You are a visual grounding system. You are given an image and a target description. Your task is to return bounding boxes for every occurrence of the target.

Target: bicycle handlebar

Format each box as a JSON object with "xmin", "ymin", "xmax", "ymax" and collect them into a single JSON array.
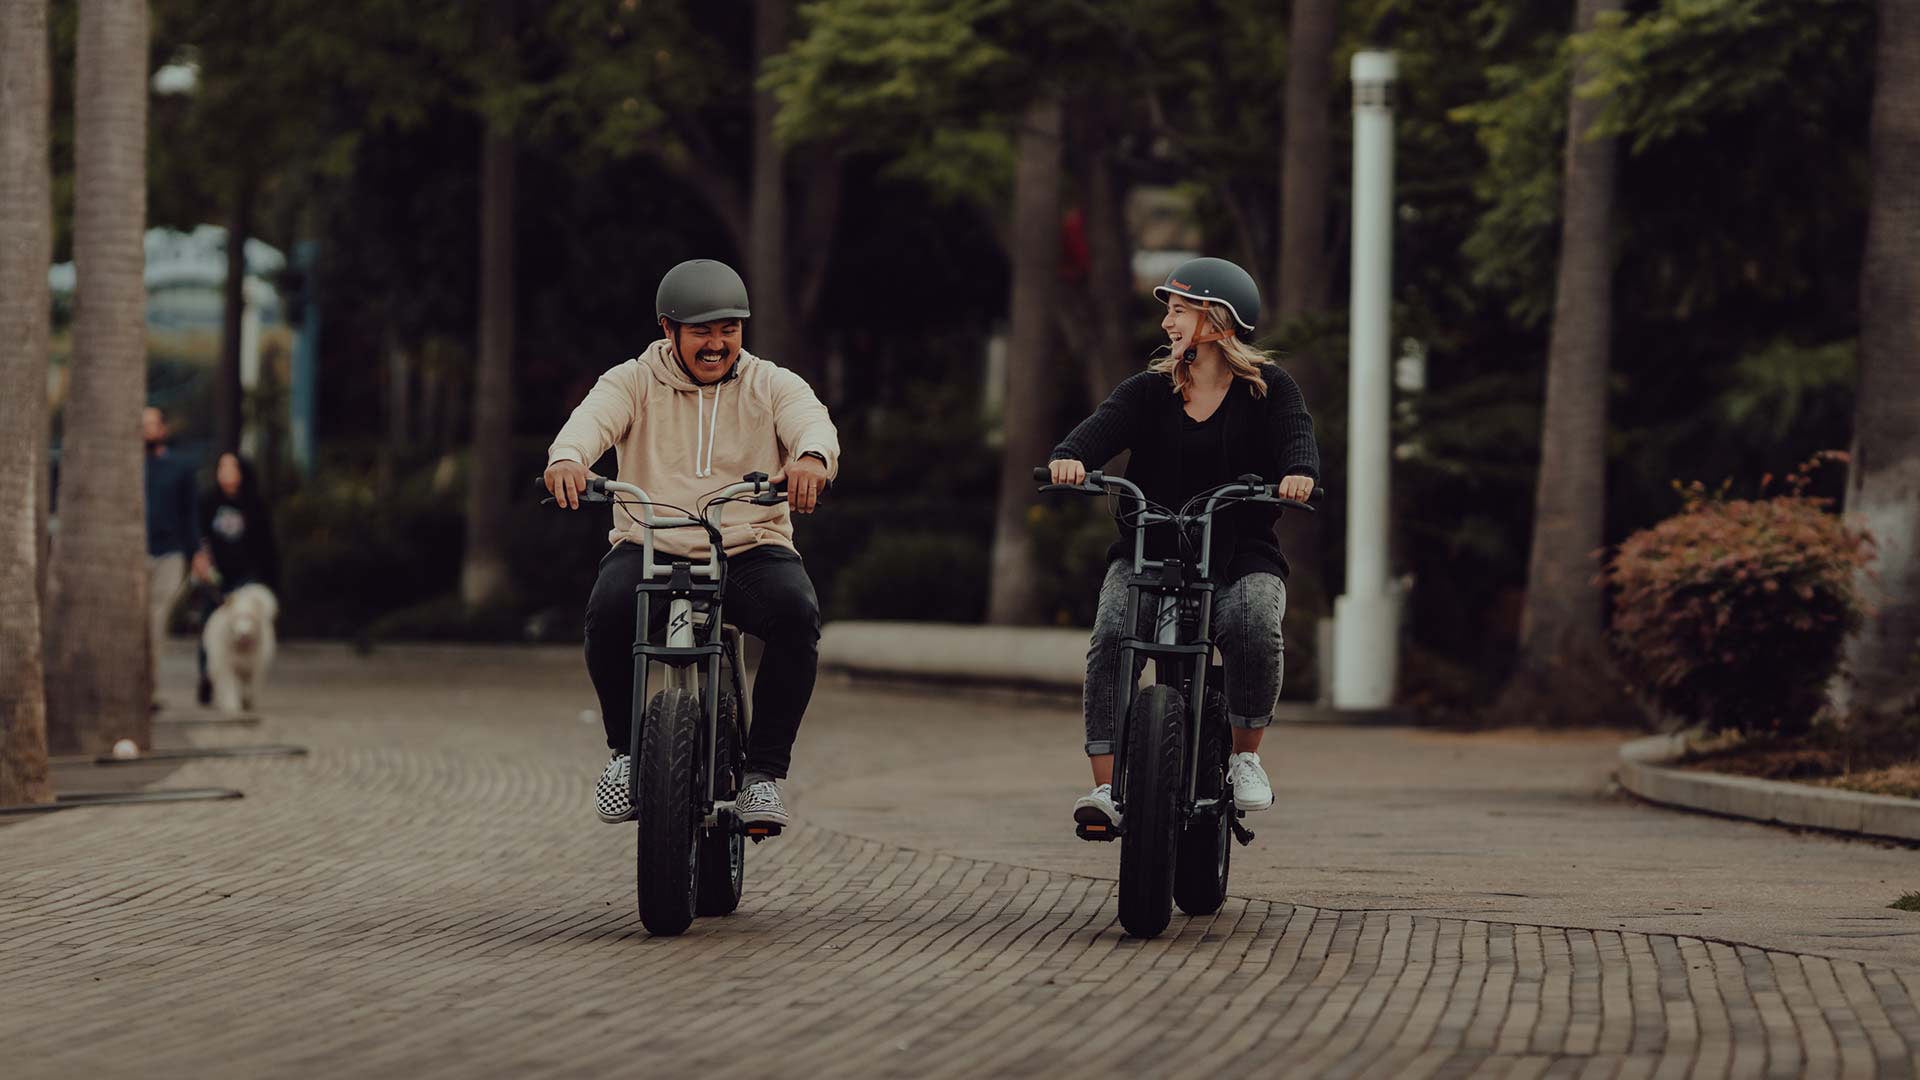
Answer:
[{"xmin": 1032, "ymin": 466, "xmax": 1319, "ymax": 514}]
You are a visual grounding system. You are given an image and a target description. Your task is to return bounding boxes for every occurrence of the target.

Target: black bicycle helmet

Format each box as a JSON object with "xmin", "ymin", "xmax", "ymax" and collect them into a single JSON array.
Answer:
[
  {"xmin": 656, "ymin": 259, "xmax": 751, "ymax": 324},
  {"xmin": 1152, "ymin": 257, "xmax": 1260, "ymax": 335}
]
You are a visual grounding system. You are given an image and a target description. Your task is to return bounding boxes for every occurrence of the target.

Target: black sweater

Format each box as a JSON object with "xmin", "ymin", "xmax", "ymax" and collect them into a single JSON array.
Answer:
[{"xmin": 1050, "ymin": 364, "xmax": 1321, "ymax": 583}]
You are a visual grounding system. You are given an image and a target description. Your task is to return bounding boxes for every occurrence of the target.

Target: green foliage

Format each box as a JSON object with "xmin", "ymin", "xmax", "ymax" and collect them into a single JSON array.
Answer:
[
  {"xmin": 828, "ymin": 532, "xmax": 989, "ymax": 622},
  {"xmin": 274, "ymin": 443, "xmax": 608, "ymax": 640},
  {"xmin": 363, "ymin": 593, "xmax": 533, "ymax": 644},
  {"xmin": 1580, "ymin": 0, "xmax": 1873, "ymax": 152},
  {"xmin": 274, "ymin": 464, "xmax": 465, "ymax": 639},
  {"xmin": 1713, "ymin": 339, "xmax": 1856, "ymax": 444},
  {"xmin": 1603, "ymin": 455, "xmax": 1874, "ymax": 737},
  {"xmin": 523, "ymin": 2, "xmax": 727, "ymax": 163},
  {"xmin": 767, "ymin": 0, "xmax": 1024, "ymax": 148},
  {"xmin": 1027, "ymin": 499, "xmax": 1119, "ymax": 627},
  {"xmin": 765, "ymin": 0, "xmax": 1039, "ymax": 212},
  {"xmin": 1451, "ymin": 40, "xmax": 1570, "ymax": 327}
]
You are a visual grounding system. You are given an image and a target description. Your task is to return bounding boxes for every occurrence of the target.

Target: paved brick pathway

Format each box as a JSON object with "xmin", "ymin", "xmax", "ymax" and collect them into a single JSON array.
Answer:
[{"xmin": 4, "ymin": 645, "xmax": 1919, "ymax": 1078}]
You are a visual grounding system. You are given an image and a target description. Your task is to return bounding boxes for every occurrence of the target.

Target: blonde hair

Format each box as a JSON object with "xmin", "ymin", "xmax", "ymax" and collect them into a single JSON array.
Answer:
[{"xmin": 1148, "ymin": 300, "xmax": 1270, "ymax": 398}]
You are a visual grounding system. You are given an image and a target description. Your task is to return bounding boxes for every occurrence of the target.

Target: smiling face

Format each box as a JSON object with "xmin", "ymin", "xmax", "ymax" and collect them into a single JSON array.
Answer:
[
  {"xmin": 663, "ymin": 317, "xmax": 744, "ymax": 384},
  {"xmin": 1160, "ymin": 296, "xmax": 1206, "ymax": 356}
]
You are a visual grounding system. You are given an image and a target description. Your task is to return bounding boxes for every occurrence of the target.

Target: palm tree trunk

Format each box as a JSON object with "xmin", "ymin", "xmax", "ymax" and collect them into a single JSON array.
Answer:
[
  {"xmin": 1500, "ymin": 0, "xmax": 1624, "ymax": 722},
  {"xmin": 46, "ymin": 0, "xmax": 151, "ymax": 756},
  {"xmin": 460, "ymin": 122, "xmax": 515, "ymax": 611},
  {"xmin": 1844, "ymin": 0, "xmax": 1920, "ymax": 715},
  {"xmin": 987, "ymin": 95, "xmax": 1064, "ymax": 625},
  {"xmin": 1, "ymin": 0, "xmax": 56, "ymax": 805},
  {"xmin": 1277, "ymin": 0, "xmax": 1336, "ymax": 322}
]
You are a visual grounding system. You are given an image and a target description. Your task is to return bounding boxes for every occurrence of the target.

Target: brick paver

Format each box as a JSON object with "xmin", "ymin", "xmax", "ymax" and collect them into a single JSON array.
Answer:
[{"xmin": 3, "ymin": 645, "xmax": 1918, "ymax": 1078}]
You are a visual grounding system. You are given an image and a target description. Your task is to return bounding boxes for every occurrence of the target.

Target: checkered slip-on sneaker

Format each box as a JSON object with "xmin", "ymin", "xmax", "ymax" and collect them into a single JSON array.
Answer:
[
  {"xmin": 595, "ymin": 753, "xmax": 636, "ymax": 823},
  {"xmin": 736, "ymin": 780, "xmax": 791, "ymax": 827}
]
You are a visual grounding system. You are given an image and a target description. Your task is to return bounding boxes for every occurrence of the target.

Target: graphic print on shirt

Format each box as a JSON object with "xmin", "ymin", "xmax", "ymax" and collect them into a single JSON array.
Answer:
[{"xmin": 211, "ymin": 505, "xmax": 247, "ymax": 543}]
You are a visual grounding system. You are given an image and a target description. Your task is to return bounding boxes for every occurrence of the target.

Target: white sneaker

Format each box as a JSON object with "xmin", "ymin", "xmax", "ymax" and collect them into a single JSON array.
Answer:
[
  {"xmin": 1226, "ymin": 752, "xmax": 1274, "ymax": 812},
  {"xmin": 736, "ymin": 779, "xmax": 791, "ymax": 827},
  {"xmin": 595, "ymin": 753, "xmax": 635, "ymax": 823},
  {"xmin": 1073, "ymin": 783, "xmax": 1121, "ymax": 827}
]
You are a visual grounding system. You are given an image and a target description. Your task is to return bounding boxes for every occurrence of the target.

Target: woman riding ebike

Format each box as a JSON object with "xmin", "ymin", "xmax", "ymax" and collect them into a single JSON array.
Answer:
[{"xmin": 1043, "ymin": 256, "xmax": 1321, "ymax": 937}]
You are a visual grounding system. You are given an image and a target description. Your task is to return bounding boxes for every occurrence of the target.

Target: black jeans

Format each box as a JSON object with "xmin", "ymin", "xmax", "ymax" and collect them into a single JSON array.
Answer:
[{"xmin": 584, "ymin": 543, "xmax": 821, "ymax": 779}]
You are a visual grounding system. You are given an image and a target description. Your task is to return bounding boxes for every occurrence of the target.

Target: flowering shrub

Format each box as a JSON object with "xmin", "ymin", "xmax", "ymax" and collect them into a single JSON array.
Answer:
[{"xmin": 1603, "ymin": 454, "xmax": 1874, "ymax": 736}]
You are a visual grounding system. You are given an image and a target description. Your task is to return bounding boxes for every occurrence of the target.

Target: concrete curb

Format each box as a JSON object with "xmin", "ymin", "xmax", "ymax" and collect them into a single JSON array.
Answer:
[
  {"xmin": 819, "ymin": 622, "xmax": 1091, "ymax": 691},
  {"xmin": 817, "ymin": 621, "xmax": 1419, "ymax": 725},
  {"xmin": 1617, "ymin": 734, "xmax": 1920, "ymax": 843}
]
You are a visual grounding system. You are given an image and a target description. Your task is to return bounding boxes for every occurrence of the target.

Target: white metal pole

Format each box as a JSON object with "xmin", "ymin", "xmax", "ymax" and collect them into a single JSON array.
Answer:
[{"xmin": 1334, "ymin": 50, "xmax": 1400, "ymax": 710}]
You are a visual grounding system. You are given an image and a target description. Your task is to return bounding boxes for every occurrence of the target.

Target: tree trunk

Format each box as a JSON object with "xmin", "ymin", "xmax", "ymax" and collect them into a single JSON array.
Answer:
[
  {"xmin": 1499, "ymin": 0, "xmax": 1625, "ymax": 722},
  {"xmin": 460, "ymin": 124, "xmax": 515, "ymax": 611},
  {"xmin": 1843, "ymin": 0, "xmax": 1920, "ymax": 715},
  {"xmin": 1, "ymin": 0, "xmax": 56, "ymax": 805},
  {"xmin": 1274, "ymin": 0, "xmax": 1339, "ymax": 694},
  {"xmin": 987, "ymin": 96, "xmax": 1064, "ymax": 626},
  {"xmin": 1277, "ymin": 0, "xmax": 1336, "ymax": 323},
  {"xmin": 215, "ymin": 173, "xmax": 253, "ymax": 452},
  {"xmin": 1082, "ymin": 105, "xmax": 1137, "ymax": 409},
  {"xmin": 790, "ymin": 144, "xmax": 845, "ymax": 393},
  {"xmin": 47, "ymin": 0, "xmax": 150, "ymax": 756},
  {"xmin": 748, "ymin": 0, "xmax": 797, "ymax": 375}
]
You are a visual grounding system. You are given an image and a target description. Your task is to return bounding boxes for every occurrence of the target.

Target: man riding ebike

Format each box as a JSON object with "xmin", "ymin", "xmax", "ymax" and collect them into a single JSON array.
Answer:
[{"xmin": 543, "ymin": 259, "xmax": 839, "ymax": 829}]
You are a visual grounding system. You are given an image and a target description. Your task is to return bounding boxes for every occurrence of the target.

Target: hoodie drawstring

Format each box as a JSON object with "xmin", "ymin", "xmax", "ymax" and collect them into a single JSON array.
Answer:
[{"xmin": 695, "ymin": 385, "xmax": 722, "ymax": 478}]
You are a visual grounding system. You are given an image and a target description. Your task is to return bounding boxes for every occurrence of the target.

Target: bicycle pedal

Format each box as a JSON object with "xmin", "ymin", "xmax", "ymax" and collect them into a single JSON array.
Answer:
[
  {"xmin": 1230, "ymin": 817, "xmax": 1256, "ymax": 846},
  {"xmin": 1075, "ymin": 822, "xmax": 1119, "ymax": 842},
  {"xmin": 741, "ymin": 822, "xmax": 784, "ymax": 843}
]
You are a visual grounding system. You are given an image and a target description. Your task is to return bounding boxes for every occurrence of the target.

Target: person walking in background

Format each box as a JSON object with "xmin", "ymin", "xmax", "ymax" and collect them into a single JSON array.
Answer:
[
  {"xmin": 192, "ymin": 452, "xmax": 281, "ymax": 705},
  {"xmin": 143, "ymin": 406, "xmax": 199, "ymax": 709}
]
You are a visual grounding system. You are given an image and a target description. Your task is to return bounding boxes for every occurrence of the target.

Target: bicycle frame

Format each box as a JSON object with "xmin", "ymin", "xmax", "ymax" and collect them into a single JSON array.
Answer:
[{"xmin": 602, "ymin": 476, "xmax": 777, "ymax": 817}]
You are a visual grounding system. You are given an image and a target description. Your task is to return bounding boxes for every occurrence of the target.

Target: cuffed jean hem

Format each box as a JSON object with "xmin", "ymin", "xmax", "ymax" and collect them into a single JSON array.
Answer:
[
  {"xmin": 1084, "ymin": 740, "xmax": 1116, "ymax": 757},
  {"xmin": 1229, "ymin": 710, "xmax": 1274, "ymax": 730}
]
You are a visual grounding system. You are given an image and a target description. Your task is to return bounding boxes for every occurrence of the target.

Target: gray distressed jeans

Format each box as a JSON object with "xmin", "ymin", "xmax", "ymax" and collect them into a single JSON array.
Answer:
[{"xmin": 1082, "ymin": 559, "xmax": 1287, "ymax": 756}]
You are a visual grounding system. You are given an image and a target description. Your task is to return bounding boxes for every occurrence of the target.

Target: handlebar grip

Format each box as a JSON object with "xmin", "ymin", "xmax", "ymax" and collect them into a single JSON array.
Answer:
[{"xmin": 1032, "ymin": 466, "xmax": 1051, "ymax": 482}]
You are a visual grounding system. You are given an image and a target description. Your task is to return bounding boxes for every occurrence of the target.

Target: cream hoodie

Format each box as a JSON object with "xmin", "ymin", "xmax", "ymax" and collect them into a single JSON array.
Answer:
[{"xmin": 547, "ymin": 339, "xmax": 840, "ymax": 558}]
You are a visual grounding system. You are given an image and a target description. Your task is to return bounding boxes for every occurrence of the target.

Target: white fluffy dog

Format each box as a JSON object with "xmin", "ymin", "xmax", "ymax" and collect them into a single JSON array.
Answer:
[{"xmin": 202, "ymin": 583, "xmax": 279, "ymax": 715}]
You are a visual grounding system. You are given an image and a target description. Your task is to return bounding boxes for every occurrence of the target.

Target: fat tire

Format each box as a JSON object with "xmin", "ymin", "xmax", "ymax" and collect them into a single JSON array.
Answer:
[
  {"xmin": 636, "ymin": 688, "xmax": 702, "ymax": 936},
  {"xmin": 695, "ymin": 689, "xmax": 745, "ymax": 916},
  {"xmin": 1117, "ymin": 684, "xmax": 1185, "ymax": 939},
  {"xmin": 1174, "ymin": 688, "xmax": 1232, "ymax": 916}
]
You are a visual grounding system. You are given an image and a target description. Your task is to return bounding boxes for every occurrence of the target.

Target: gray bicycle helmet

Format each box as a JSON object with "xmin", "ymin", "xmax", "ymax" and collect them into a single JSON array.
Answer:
[
  {"xmin": 656, "ymin": 259, "xmax": 751, "ymax": 324},
  {"xmin": 1152, "ymin": 257, "xmax": 1260, "ymax": 335}
]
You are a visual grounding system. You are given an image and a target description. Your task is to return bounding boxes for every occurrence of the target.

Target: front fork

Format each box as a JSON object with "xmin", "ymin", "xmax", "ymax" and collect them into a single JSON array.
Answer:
[
  {"xmin": 1113, "ymin": 590, "xmax": 1210, "ymax": 811},
  {"xmin": 628, "ymin": 595, "xmax": 725, "ymax": 813},
  {"xmin": 1113, "ymin": 588, "xmax": 1248, "ymax": 842}
]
